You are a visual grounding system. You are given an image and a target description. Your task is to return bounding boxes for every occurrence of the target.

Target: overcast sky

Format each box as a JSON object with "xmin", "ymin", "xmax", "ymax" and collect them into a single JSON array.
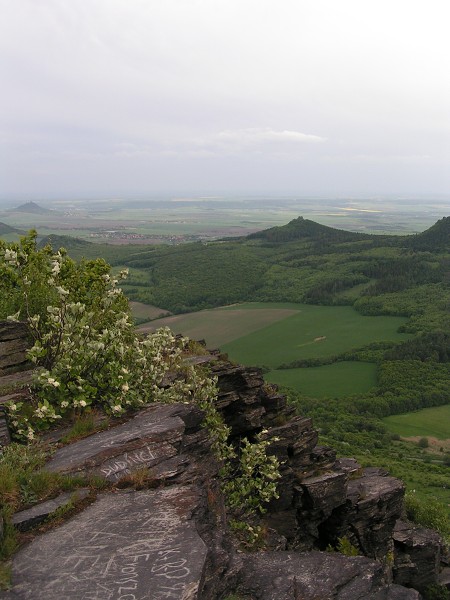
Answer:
[{"xmin": 1, "ymin": 0, "xmax": 450, "ymax": 198}]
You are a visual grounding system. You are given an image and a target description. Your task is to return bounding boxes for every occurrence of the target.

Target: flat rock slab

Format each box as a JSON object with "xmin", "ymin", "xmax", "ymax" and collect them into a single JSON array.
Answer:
[
  {"xmin": 238, "ymin": 551, "xmax": 421, "ymax": 599},
  {"xmin": 3, "ymin": 486, "xmax": 208, "ymax": 600},
  {"xmin": 12, "ymin": 488, "xmax": 90, "ymax": 531},
  {"xmin": 45, "ymin": 403, "xmax": 199, "ymax": 482},
  {"xmin": 0, "ymin": 370, "xmax": 34, "ymax": 394}
]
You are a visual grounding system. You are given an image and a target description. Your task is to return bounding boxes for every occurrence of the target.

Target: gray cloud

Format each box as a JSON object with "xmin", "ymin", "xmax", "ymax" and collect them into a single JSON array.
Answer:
[{"xmin": 1, "ymin": 0, "xmax": 449, "ymax": 197}]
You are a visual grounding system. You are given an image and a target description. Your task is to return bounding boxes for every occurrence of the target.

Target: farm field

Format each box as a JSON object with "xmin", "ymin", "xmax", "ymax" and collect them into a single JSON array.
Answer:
[
  {"xmin": 266, "ymin": 361, "xmax": 378, "ymax": 398},
  {"xmin": 145, "ymin": 302, "xmax": 410, "ymax": 401},
  {"xmin": 384, "ymin": 405, "xmax": 450, "ymax": 441},
  {"xmin": 129, "ymin": 301, "xmax": 170, "ymax": 323},
  {"xmin": 139, "ymin": 304, "xmax": 300, "ymax": 347},
  {"xmin": 145, "ymin": 302, "xmax": 410, "ymax": 367},
  {"xmin": 219, "ymin": 303, "xmax": 410, "ymax": 368}
]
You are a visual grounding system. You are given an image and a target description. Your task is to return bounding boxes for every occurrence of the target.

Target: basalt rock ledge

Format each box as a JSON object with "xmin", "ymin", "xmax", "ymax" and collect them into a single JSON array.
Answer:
[{"xmin": 0, "ymin": 325, "xmax": 445, "ymax": 599}]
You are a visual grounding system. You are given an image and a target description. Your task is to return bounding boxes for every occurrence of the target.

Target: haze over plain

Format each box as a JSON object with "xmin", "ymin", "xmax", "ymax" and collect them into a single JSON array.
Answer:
[{"xmin": 1, "ymin": 0, "xmax": 450, "ymax": 201}]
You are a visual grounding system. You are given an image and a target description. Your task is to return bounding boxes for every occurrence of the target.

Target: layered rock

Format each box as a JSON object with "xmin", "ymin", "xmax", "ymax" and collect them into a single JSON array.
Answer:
[
  {"xmin": 211, "ymin": 358, "xmax": 406, "ymax": 561},
  {"xmin": 0, "ymin": 322, "xmax": 29, "ymax": 374},
  {"xmin": 393, "ymin": 520, "xmax": 444, "ymax": 594},
  {"xmin": 0, "ymin": 322, "xmax": 33, "ymax": 447},
  {"xmin": 237, "ymin": 551, "xmax": 421, "ymax": 599},
  {"xmin": 4, "ymin": 487, "xmax": 214, "ymax": 600},
  {"xmin": 0, "ymin": 328, "xmax": 445, "ymax": 598}
]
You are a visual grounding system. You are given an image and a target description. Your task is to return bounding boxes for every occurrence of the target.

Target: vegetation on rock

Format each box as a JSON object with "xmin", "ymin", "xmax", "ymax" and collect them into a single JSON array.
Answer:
[{"xmin": 0, "ymin": 232, "xmax": 281, "ymax": 559}]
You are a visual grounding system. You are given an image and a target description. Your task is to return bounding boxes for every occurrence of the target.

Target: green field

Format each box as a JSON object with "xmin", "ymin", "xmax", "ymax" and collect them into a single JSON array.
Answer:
[
  {"xmin": 219, "ymin": 303, "xmax": 409, "ymax": 368},
  {"xmin": 267, "ymin": 362, "xmax": 378, "ymax": 398},
  {"xmin": 146, "ymin": 302, "xmax": 410, "ymax": 366},
  {"xmin": 384, "ymin": 405, "xmax": 450, "ymax": 440},
  {"xmin": 140, "ymin": 304, "xmax": 299, "ymax": 347},
  {"xmin": 145, "ymin": 303, "xmax": 409, "ymax": 400}
]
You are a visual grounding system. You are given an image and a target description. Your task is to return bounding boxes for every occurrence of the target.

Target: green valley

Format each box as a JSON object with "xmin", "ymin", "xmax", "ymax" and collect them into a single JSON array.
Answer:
[{"xmin": 2, "ymin": 212, "xmax": 450, "ymax": 520}]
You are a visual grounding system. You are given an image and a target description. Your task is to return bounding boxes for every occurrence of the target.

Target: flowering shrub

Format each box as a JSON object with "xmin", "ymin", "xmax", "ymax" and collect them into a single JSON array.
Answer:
[{"xmin": 0, "ymin": 233, "xmax": 190, "ymax": 436}]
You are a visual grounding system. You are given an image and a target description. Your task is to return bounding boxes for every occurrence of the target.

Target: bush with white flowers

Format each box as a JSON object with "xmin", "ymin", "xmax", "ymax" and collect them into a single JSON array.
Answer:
[{"xmin": 0, "ymin": 233, "xmax": 192, "ymax": 436}]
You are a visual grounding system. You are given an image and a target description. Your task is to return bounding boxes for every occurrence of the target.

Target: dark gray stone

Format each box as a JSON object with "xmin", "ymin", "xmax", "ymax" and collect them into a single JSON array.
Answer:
[
  {"xmin": 439, "ymin": 566, "xmax": 450, "ymax": 590},
  {"xmin": 0, "ymin": 370, "xmax": 34, "ymax": 394},
  {"xmin": 0, "ymin": 338, "xmax": 28, "ymax": 371},
  {"xmin": 0, "ymin": 405, "xmax": 11, "ymax": 447},
  {"xmin": 300, "ymin": 471, "xmax": 347, "ymax": 513},
  {"xmin": 0, "ymin": 322, "xmax": 28, "ymax": 343},
  {"xmin": 335, "ymin": 457, "xmax": 362, "ymax": 476},
  {"xmin": 5, "ymin": 487, "xmax": 208, "ymax": 600},
  {"xmin": 12, "ymin": 489, "xmax": 90, "ymax": 531},
  {"xmin": 0, "ymin": 322, "xmax": 29, "ymax": 376},
  {"xmin": 45, "ymin": 403, "xmax": 195, "ymax": 480},
  {"xmin": 321, "ymin": 469, "xmax": 405, "ymax": 559},
  {"xmin": 393, "ymin": 519, "xmax": 443, "ymax": 593},
  {"xmin": 238, "ymin": 551, "xmax": 421, "ymax": 599}
]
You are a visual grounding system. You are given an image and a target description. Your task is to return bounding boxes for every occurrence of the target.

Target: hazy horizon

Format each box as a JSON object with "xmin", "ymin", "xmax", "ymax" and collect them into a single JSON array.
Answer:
[{"xmin": 1, "ymin": 191, "xmax": 449, "ymax": 207}]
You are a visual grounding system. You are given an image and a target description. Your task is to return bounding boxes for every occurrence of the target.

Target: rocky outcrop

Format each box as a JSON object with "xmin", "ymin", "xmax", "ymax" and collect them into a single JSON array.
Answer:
[
  {"xmin": 0, "ymin": 322, "xmax": 33, "ymax": 447},
  {"xmin": 393, "ymin": 520, "xmax": 444, "ymax": 594},
  {"xmin": 4, "ymin": 486, "xmax": 217, "ymax": 600},
  {"xmin": 11, "ymin": 489, "xmax": 90, "ymax": 532},
  {"xmin": 0, "ymin": 327, "xmax": 445, "ymax": 598},
  {"xmin": 319, "ymin": 467, "xmax": 405, "ymax": 560},
  {"xmin": 237, "ymin": 551, "xmax": 421, "ymax": 599},
  {"xmin": 0, "ymin": 322, "xmax": 29, "ymax": 374},
  {"xmin": 45, "ymin": 402, "xmax": 211, "ymax": 485},
  {"xmin": 212, "ymin": 358, "xmax": 406, "ymax": 561}
]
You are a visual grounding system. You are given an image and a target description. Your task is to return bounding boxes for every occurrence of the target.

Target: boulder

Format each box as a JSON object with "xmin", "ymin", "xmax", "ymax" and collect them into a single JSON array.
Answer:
[
  {"xmin": 393, "ymin": 519, "xmax": 443, "ymax": 593},
  {"xmin": 318, "ymin": 468, "xmax": 405, "ymax": 559}
]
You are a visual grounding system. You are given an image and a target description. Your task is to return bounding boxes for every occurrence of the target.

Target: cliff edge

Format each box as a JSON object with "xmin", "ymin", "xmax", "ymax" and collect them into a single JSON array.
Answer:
[{"xmin": 0, "ymin": 324, "xmax": 445, "ymax": 599}]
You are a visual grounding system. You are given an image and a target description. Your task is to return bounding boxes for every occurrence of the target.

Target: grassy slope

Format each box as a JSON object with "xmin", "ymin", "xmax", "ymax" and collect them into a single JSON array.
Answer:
[
  {"xmin": 129, "ymin": 301, "xmax": 170, "ymax": 322},
  {"xmin": 384, "ymin": 405, "xmax": 450, "ymax": 440},
  {"xmin": 140, "ymin": 305, "xmax": 300, "ymax": 347},
  {"xmin": 267, "ymin": 362, "xmax": 378, "ymax": 398},
  {"xmin": 220, "ymin": 304, "xmax": 410, "ymax": 368}
]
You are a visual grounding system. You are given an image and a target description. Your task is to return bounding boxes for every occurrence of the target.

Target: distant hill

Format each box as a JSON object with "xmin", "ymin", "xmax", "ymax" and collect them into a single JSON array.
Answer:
[
  {"xmin": 247, "ymin": 216, "xmax": 370, "ymax": 243},
  {"xmin": 11, "ymin": 201, "xmax": 53, "ymax": 215},
  {"xmin": 0, "ymin": 222, "xmax": 25, "ymax": 235},
  {"xmin": 408, "ymin": 216, "xmax": 450, "ymax": 251},
  {"xmin": 38, "ymin": 234, "xmax": 94, "ymax": 253}
]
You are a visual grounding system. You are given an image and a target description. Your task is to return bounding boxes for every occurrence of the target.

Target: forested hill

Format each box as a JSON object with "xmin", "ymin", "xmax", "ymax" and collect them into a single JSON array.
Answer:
[
  {"xmin": 247, "ymin": 216, "xmax": 372, "ymax": 243},
  {"xmin": 35, "ymin": 216, "xmax": 450, "ymax": 332},
  {"xmin": 406, "ymin": 216, "xmax": 450, "ymax": 251}
]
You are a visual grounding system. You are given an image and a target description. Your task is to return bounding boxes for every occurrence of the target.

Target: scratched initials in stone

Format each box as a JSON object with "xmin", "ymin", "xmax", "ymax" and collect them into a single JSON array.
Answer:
[{"xmin": 100, "ymin": 445, "xmax": 157, "ymax": 480}]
